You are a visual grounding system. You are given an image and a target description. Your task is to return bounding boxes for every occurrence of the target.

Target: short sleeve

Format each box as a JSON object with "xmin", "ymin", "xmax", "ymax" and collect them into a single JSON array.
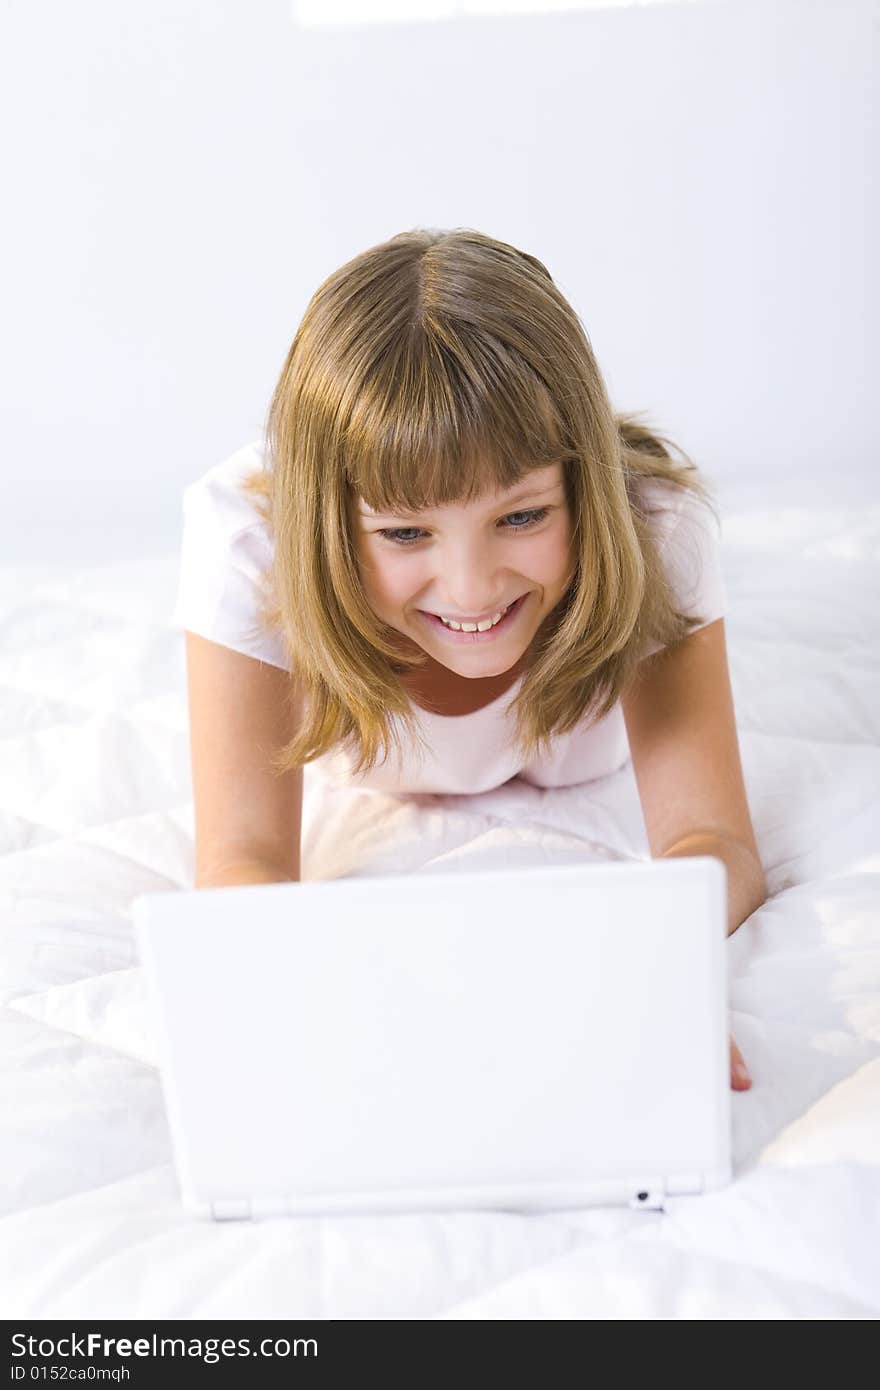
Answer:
[
  {"xmin": 640, "ymin": 483, "xmax": 728, "ymax": 659},
  {"xmin": 170, "ymin": 439, "xmax": 290, "ymax": 671}
]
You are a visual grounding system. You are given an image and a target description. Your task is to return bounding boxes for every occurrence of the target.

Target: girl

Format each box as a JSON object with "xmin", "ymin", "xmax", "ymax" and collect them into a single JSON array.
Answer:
[{"xmin": 174, "ymin": 228, "xmax": 765, "ymax": 1092}]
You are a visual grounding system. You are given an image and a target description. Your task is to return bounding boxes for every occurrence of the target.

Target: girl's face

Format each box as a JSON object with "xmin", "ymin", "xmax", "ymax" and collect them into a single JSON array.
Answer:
[{"xmin": 354, "ymin": 463, "xmax": 576, "ymax": 679}]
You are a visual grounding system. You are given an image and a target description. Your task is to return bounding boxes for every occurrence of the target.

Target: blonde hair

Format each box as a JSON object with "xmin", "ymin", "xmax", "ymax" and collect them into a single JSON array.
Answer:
[{"xmin": 242, "ymin": 227, "xmax": 720, "ymax": 778}]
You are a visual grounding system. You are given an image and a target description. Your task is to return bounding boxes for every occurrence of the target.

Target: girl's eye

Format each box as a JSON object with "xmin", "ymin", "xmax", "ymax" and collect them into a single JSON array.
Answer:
[{"xmin": 377, "ymin": 507, "xmax": 551, "ymax": 547}]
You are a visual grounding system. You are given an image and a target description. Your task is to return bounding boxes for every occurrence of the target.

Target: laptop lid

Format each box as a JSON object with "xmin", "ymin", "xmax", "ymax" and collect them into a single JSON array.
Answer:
[{"xmin": 133, "ymin": 856, "xmax": 731, "ymax": 1220}]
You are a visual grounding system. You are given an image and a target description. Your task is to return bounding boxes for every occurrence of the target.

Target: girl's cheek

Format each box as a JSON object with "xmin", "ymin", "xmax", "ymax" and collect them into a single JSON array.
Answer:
[
  {"xmin": 366, "ymin": 550, "xmax": 424, "ymax": 603},
  {"xmin": 529, "ymin": 529, "xmax": 570, "ymax": 578}
]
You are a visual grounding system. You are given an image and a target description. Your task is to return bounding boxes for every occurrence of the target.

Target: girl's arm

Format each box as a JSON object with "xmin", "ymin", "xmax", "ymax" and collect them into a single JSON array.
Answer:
[
  {"xmin": 183, "ymin": 631, "xmax": 304, "ymax": 889},
  {"xmin": 621, "ymin": 616, "xmax": 764, "ymax": 909}
]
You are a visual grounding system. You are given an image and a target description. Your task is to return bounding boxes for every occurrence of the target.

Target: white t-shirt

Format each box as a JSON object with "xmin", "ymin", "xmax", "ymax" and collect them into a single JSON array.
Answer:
[{"xmin": 172, "ymin": 439, "xmax": 728, "ymax": 795}]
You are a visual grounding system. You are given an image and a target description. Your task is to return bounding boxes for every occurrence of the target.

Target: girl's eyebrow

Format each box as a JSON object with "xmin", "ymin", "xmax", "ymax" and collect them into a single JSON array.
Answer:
[{"xmin": 358, "ymin": 482, "xmax": 562, "ymax": 518}]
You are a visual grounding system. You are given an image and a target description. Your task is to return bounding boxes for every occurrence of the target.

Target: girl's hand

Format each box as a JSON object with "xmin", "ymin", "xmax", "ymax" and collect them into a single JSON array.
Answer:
[{"xmin": 730, "ymin": 1033, "xmax": 752, "ymax": 1090}]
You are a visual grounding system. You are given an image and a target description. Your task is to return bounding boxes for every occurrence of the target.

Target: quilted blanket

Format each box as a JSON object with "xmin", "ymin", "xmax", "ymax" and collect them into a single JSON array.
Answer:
[{"xmin": 2, "ymin": 478, "xmax": 879, "ymax": 1319}]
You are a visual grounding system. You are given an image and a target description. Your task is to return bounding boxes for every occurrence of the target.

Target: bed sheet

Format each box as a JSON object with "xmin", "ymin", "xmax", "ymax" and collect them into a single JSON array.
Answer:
[{"xmin": 1, "ymin": 482, "xmax": 878, "ymax": 1320}]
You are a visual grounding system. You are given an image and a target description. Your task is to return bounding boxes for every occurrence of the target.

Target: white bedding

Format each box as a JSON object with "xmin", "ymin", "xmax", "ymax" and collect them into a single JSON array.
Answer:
[{"xmin": 2, "ymin": 480, "xmax": 879, "ymax": 1320}]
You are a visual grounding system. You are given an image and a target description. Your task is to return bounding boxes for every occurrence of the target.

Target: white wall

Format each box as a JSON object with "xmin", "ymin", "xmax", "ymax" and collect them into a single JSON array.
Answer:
[{"xmin": 2, "ymin": 0, "xmax": 877, "ymax": 561}]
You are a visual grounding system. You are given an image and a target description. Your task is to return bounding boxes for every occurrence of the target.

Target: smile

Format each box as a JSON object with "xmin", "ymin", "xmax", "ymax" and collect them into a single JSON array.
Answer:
[{"xmin": 419, "ymin": 593, "xmax": 528, "ymax": 643}]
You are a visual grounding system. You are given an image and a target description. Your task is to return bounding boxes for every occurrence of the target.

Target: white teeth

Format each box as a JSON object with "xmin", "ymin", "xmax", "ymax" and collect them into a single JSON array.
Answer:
[{"xmin": 439, "ymin": 603, "xmax": 510, "ymax": 632}]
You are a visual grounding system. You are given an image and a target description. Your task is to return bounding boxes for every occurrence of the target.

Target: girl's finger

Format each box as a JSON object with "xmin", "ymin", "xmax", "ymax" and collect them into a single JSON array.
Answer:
[{"xmin": 730, "ymin": 1033, "xmax": 752, "ymax": 1090}]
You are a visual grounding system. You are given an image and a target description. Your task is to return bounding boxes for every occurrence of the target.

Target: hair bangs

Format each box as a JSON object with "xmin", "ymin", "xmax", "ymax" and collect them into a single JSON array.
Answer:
[{"xmin": 341, "ymin": 325, "xmax": 571, "ymax": 517}]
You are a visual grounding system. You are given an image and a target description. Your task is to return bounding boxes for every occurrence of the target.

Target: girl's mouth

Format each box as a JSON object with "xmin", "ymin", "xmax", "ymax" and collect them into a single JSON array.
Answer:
[{"xmin": 419, "ymin": 592, "xmax": 528, "ymax": 643}]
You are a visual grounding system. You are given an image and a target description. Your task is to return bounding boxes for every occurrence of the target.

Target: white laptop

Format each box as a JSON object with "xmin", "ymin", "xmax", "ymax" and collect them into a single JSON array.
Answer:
[{"xmin": 132, "ymin": 856, "xmax": 732, "ymax": 1221}]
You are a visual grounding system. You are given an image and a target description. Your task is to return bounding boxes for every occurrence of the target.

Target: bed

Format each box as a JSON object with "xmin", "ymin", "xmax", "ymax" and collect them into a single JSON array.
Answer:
[{"xmin": 2, "ymin": 472, "xmax": 878, "ymax": 1320}]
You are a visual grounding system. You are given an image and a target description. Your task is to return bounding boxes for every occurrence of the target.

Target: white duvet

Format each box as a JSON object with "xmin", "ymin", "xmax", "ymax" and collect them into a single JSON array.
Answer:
[{"xmin": 2, "ymin": 479, "xmax": 879, "ymax": 1320}]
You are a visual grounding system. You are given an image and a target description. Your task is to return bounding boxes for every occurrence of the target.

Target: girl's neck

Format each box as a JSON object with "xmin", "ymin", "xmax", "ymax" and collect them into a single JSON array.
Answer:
[{"xmin": 400, "ymin": 651, "xmax": 527, "ymax": 718}]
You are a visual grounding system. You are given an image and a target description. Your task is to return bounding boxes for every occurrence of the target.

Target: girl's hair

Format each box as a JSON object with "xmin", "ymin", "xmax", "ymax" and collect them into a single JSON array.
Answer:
[{"xmin": 242, "ymin": 227, "xmax": 720, "ymax": 778}]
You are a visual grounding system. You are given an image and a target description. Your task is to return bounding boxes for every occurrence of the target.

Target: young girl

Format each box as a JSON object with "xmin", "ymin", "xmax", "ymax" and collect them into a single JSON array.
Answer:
[{"xmin": 173, "ymin": 227, "xmax": 765, "ymax": 1091}]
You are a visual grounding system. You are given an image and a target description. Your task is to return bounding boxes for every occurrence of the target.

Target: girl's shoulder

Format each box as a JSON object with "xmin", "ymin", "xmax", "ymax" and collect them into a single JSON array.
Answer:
[
  {"xmin": 633, "ymin": 476, "xmax": 727, "ymax": 656},
  {"xmin": 173, "ymin": 438, "xmax": 288, "ymax": 670},
  {"xmin": 633, "ymin": 474, "xmax": 723, "ymax": 570},
  {"xmin": 181, "ymin": 437, "xmax": 271, "ymax": 544}
]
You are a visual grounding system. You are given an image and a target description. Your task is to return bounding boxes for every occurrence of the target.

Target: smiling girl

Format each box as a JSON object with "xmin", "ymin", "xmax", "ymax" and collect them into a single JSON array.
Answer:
[{"xmin": 173, "ymin": 228, "xmax": 765, "ymax": 1091}]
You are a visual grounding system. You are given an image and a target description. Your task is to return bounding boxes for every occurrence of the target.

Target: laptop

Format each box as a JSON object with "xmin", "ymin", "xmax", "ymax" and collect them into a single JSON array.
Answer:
[{"xmin": 132, "ymin": 856, "xmax": 732, "ymax": 1220}]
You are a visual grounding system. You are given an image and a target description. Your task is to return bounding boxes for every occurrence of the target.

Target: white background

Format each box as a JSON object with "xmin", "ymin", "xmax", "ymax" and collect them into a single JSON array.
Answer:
[{"xmin": 2, "ymin": 0, "xmax": 877, "ymax": 561}]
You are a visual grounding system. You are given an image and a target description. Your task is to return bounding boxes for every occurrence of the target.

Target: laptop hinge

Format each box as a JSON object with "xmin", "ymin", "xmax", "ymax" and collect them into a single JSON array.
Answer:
[
  {"xmin": 628, "ymin": 1181, "xmax": 667, "ymax": 1212},
  {"xmin": 210, "ymin": 1198, "xmax": 253, "ymax": 1221}
]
